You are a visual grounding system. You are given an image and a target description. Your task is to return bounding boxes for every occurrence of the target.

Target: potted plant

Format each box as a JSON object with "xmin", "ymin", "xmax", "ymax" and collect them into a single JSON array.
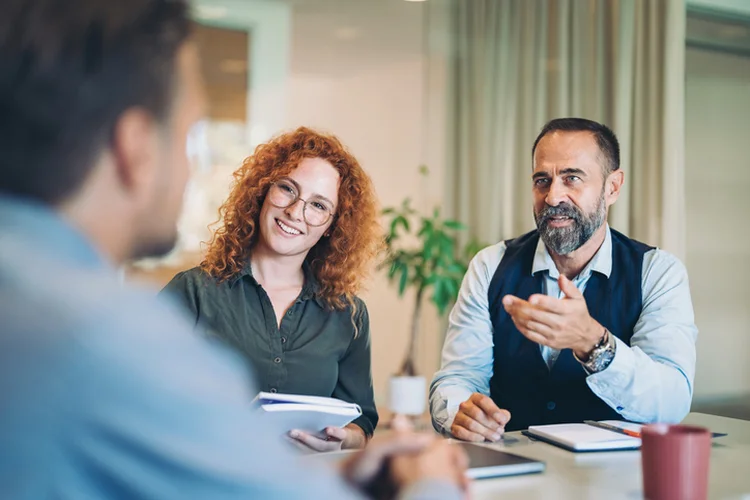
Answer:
[{"xmin": 380, "ymin": 196, "xmax": 482, "ymax": 416}]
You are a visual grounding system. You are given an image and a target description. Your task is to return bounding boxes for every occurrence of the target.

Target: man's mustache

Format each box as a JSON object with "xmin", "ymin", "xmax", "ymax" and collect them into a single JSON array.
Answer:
[{"xmin": 536, "ymin": 203, "xmax": 582, "ymax": 225}]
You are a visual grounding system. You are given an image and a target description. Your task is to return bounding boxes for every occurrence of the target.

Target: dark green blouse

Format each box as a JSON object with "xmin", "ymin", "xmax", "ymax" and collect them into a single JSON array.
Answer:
[{"xmin": 160, "ymin": 263, "xmax": 378, "ymax": 436}]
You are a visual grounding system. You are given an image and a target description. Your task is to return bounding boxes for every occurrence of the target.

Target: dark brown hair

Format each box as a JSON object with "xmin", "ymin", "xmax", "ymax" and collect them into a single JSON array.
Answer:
[
  {"xmin": 0, "ymin": 0, "xmax": 191, "ymax": 204},
  {"xmin": 532, "ymin": 117, "xmax": 621, "ymax": 174}
]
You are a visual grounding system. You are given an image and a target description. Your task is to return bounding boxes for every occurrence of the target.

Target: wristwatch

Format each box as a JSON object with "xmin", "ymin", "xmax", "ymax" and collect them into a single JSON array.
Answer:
[{"xmin": 575, "ymin": 328, "xmax": 616, "ymax": 373}]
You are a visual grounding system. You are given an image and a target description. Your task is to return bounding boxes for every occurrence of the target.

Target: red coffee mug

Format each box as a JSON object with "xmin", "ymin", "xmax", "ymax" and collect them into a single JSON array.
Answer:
[{"xmin": 641, "ymin": 424, "xmax": 711, "ymax": 500}]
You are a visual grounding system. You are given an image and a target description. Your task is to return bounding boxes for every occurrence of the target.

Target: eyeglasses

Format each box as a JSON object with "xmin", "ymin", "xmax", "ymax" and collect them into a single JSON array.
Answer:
[{"xmin": 267, "ymin": 180, "xmax": 335, "ymax": 227}]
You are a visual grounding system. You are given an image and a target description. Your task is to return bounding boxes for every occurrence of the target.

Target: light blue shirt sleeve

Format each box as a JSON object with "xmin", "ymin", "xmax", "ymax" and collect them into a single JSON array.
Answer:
[
  {"xmin": 429, "ymin": 243, "xmax": 505, "ymax": 433},
  {"xmin": 586, "ymin": 249, "xmax": 698, "ymax": 423}
]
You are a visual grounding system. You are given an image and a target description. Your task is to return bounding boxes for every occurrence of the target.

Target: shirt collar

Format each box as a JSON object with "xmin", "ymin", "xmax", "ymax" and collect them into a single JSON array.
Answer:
[
  {"xmin": 0, "ymin": 194, "xmax": 106, "ymax": 269},
  {"xmin": 230, "ymin": 256, "xmax": 325, "ymax": 306},
  {"xmin": 531, "ymin": 224, "xmax": 613, "ymax": 280}
]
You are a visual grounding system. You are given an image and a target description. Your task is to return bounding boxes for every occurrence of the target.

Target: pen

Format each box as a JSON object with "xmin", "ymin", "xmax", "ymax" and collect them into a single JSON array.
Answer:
[{"xmin": 583, "ymin": 420, "xmax": 641, "ymax": 438}]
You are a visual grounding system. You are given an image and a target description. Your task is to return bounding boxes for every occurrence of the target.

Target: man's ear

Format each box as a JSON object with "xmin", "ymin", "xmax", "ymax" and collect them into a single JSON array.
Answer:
[
  {"xmin": 110, "ymin": 108, "xmax": 160, "ymax": 198},
  {"xmin": 605, "ymin": 169, "xmax": 624, "ymax": 205}
]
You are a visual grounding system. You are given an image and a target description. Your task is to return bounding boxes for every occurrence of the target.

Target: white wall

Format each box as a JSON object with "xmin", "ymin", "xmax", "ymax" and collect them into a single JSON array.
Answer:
[
  {"xmin": 283, "ymin": 0, "xmax": 450, "ymax": 406},
  {"xmin": 685, "ymin": 47, "xmax": 750, "ymax": 400}
]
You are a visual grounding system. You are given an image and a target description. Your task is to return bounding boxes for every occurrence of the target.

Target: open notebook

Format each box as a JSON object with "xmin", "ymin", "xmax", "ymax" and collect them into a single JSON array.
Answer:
[
  {"xmin": 523, "ymin": 421, "xmax": 642, "ymax": 452},
  {"xmin": 252, "ymin": 392, "xmax": 362, "ymax": 439}
]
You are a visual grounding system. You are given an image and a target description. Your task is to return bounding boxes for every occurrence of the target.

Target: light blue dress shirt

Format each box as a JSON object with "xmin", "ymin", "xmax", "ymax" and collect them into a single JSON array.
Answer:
[
  {"xmin": 430, "ymin": 226, "xmax": 698, "ymax": 433},
  {"xmin": 0, "ymin": 195, "xmax": 460, "ymax": 500}
]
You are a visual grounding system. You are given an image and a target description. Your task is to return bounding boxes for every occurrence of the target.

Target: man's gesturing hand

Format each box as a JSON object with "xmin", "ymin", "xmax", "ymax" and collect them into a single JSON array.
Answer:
[{"xmin": 502, "ymin": 274, "xmax": 605, "ymax": 359}]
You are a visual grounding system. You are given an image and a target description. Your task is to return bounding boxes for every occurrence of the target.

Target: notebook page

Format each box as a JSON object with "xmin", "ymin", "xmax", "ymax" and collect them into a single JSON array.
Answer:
[{"xmin": 527, "ymin": 423, "xmax": 641, "ymax": 451}]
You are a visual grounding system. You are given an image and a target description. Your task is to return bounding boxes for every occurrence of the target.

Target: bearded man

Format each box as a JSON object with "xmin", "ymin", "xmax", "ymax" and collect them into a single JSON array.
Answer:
[{"xmin": 429, "ymin": 118, "xmax": 698, "ymax": 439}]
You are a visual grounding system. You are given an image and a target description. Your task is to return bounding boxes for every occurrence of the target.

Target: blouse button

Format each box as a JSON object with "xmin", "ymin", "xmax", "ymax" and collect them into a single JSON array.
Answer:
[
  {"xmin": 270, "ymin": 388, "xmax": 277, "ymax": 393},
  {"xmin": 281, "ymin": 336, "xmax": 287, "ymax": 344},
  {"xmin": 274, "ymin": 357, "xmax": 282, "ymax": 364}
]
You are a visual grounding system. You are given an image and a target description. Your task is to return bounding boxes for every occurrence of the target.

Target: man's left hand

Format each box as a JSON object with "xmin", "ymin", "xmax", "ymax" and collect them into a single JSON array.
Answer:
[{"xmin": 502, "ymin": 274, "xmax": 604, "ymax": 359}]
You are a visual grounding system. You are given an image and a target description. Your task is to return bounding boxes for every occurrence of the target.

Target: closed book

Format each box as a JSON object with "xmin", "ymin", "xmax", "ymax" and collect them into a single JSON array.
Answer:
[{"xmin": 252, "ymin": 392, "xmax": 362, "ymax": 438}]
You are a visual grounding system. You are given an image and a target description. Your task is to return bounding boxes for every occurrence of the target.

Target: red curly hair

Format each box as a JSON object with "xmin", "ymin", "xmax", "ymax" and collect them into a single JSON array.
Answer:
[{"xmin": 201, "ymin": 126, "xmax": 383, "ymax": 311}]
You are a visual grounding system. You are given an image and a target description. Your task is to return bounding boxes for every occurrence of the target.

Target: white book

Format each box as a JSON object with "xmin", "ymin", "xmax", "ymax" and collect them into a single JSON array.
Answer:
[
  {"xmin": 524, "ymin": 421, "xmax": 642, "ymax": 452},
  {"xmin": 252, "ymin": 392, "xmax": 362, "ymax": 439}
]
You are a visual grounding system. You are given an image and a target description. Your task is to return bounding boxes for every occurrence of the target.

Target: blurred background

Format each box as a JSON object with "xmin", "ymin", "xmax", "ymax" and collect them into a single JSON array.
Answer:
[{"xmin": 126, "ymin": 0, "xmax": 750, "ymax": 420}]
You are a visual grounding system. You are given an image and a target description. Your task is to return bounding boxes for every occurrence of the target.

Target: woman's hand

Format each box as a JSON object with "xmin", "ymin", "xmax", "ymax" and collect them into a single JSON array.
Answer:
[{"xmin": 289, "ymin": 423, "xmax": 367, "ymax": 452}]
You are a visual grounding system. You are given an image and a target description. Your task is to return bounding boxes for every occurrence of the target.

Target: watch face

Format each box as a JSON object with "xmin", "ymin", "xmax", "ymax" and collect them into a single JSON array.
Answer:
[{"xmin": 585, "ymin": 333, "xmax": 616, "ymax": 373}]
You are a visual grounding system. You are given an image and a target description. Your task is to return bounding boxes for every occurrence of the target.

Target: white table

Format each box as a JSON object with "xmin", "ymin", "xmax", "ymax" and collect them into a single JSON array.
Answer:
[{"xmin": 470, "ymin": 413, "xmax": 750, "ymax": 500}]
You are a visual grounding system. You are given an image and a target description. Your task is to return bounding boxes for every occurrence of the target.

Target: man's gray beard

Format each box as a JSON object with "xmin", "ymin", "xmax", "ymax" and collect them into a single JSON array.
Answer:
[{"xmin": 534, "ymin": 194, "xmax": 606, "ymax": 255}]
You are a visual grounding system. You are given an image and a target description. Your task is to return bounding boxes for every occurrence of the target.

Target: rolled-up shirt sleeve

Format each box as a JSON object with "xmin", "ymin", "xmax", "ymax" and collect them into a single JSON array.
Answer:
[
  {"xmin": 429, "ymin": 243, "xmax": 505, "ymax": 434},
  {"xmin": 586, "ymin": 249, "xmax": 698, "ymax": 423}
]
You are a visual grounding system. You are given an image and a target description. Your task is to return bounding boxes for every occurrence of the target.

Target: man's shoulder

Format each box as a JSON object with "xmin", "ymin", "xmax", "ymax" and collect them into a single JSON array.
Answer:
[
  {"xmin": 472, "ymin": 230, "xmax": 541, "ymax": 274},
  {"xmin": 610, "ymin": 228, "xmax": 656, "ymax": 254},
  {"xmin": 0, "ymin": 257, "xmax": 250, "ymax": 403},
  {"xmin": 641, "ymin": 247, "xmax": 688, "ymax": 280},
  {"xmin": 503, "ymin": 229, "xmax": 539, "ymax": 249},
  {"xmin": 476, "ymin": 240, "xmax": 509, "ymax": 262},
  {"xmin": 0, "ymin": 248, "xmax": 210, "ymax": 355},
  {"xmin": 605, "ymin": 227, "xmax": 686, "ymax": 275}
]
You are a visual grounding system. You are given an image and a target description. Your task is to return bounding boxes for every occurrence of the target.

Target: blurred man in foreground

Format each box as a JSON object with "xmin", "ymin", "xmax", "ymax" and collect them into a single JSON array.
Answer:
[{"xmin": 0, "ymin": 1, "xmax": 466, "ymax": 498}]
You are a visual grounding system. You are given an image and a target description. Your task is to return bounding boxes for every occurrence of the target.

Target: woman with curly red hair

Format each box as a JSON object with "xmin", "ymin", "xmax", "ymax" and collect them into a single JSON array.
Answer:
[{"xmin": 161, "ymin": 127, "xmax": 383, "ymax": 451}]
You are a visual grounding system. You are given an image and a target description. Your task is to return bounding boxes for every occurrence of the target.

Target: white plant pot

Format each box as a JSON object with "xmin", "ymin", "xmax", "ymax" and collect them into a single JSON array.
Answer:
[{"xmin": 388, "ymin": 375, "xmax": 427, "ymax": 416}]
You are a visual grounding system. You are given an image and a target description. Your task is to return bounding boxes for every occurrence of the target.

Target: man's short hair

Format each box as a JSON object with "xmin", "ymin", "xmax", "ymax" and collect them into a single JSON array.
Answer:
[
  {"xmin": 0, "ymin": 0, "xmax": 192, "ymax": 204},
  {"xmin": 531, "ymin": 118, "xmax": 621, "ymax": 174}
]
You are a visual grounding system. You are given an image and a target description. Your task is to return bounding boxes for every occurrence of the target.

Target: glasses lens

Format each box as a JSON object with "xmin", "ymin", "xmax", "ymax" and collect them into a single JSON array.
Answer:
[
  {"xmin": 304, "ymin": 203, "xmax": 331, "ymax": 226},
  {"xmin": 269, "ymin": 182, "xmax": 297, "ymax": 208}
]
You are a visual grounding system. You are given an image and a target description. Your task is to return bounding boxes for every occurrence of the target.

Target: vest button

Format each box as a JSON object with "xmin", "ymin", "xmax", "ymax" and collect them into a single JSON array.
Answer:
[{"xmin": 546, "ymin": 401, "xmax": 556, "ymax": 410}]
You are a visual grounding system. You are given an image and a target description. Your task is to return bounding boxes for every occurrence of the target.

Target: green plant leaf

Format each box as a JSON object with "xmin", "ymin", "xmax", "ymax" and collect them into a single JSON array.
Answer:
[
  {"xmin": 437, "ymin": 233, "xmax": 455, "ymax": 262},
  {"xmin": 421, "ymin": 230, "xmax": 437, "ymax": 261},
  {"xmin": 431, "ymin": 277, "xmax": 450, "ymax": 315},
  {"xmin": 446, "ymin": 263, "xmax": 465, "ymax": 275},
  {"xmin": 445, "ymin": 277, "xmax": 459, "ymax": 299},
  {"xmin": 398, "ymin": 263, "xmax": 409, "ymax": 296},
  {"xmin": 444, "ymin": 220, "xmax": 466, "ymax": 230},
  {"xmin": 390, "ymin": 214, "xmax": 410, "ymax": 236},
  {"xmin": 387, "ymin": 259, "xmax": 399, "ymax": 279},
  {"xmin": 401, "ymin": 198, "xmax": 416, "ymax": 215},
  {"xmin": 423, "ymin": 274, "xmax": 438, "ymax": 286},
  {"xmin": 380, "ymin": 195, "xmax": 473, "ymax": 318},
  {"xmin": 417, "ymin": 218, "xmax": 434, "ymax": 238}
]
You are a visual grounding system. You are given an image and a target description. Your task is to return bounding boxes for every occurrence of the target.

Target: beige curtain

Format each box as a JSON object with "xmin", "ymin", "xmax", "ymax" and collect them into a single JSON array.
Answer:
[{"xmin": 445, "ymin": 0, "xmax": 686, "ymax": 259}]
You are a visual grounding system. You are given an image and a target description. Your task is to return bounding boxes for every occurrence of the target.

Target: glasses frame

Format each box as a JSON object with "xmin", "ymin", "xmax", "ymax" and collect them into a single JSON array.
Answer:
[{"xmin": 267, "ymin": 181, "xmax": 335, "ymax": 227}]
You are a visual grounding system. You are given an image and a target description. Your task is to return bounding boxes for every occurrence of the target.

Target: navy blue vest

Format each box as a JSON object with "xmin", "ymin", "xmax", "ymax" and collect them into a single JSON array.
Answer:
[{"xmin": 488, "ymin": 229, "xmax": 653, "ymax": 431}]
